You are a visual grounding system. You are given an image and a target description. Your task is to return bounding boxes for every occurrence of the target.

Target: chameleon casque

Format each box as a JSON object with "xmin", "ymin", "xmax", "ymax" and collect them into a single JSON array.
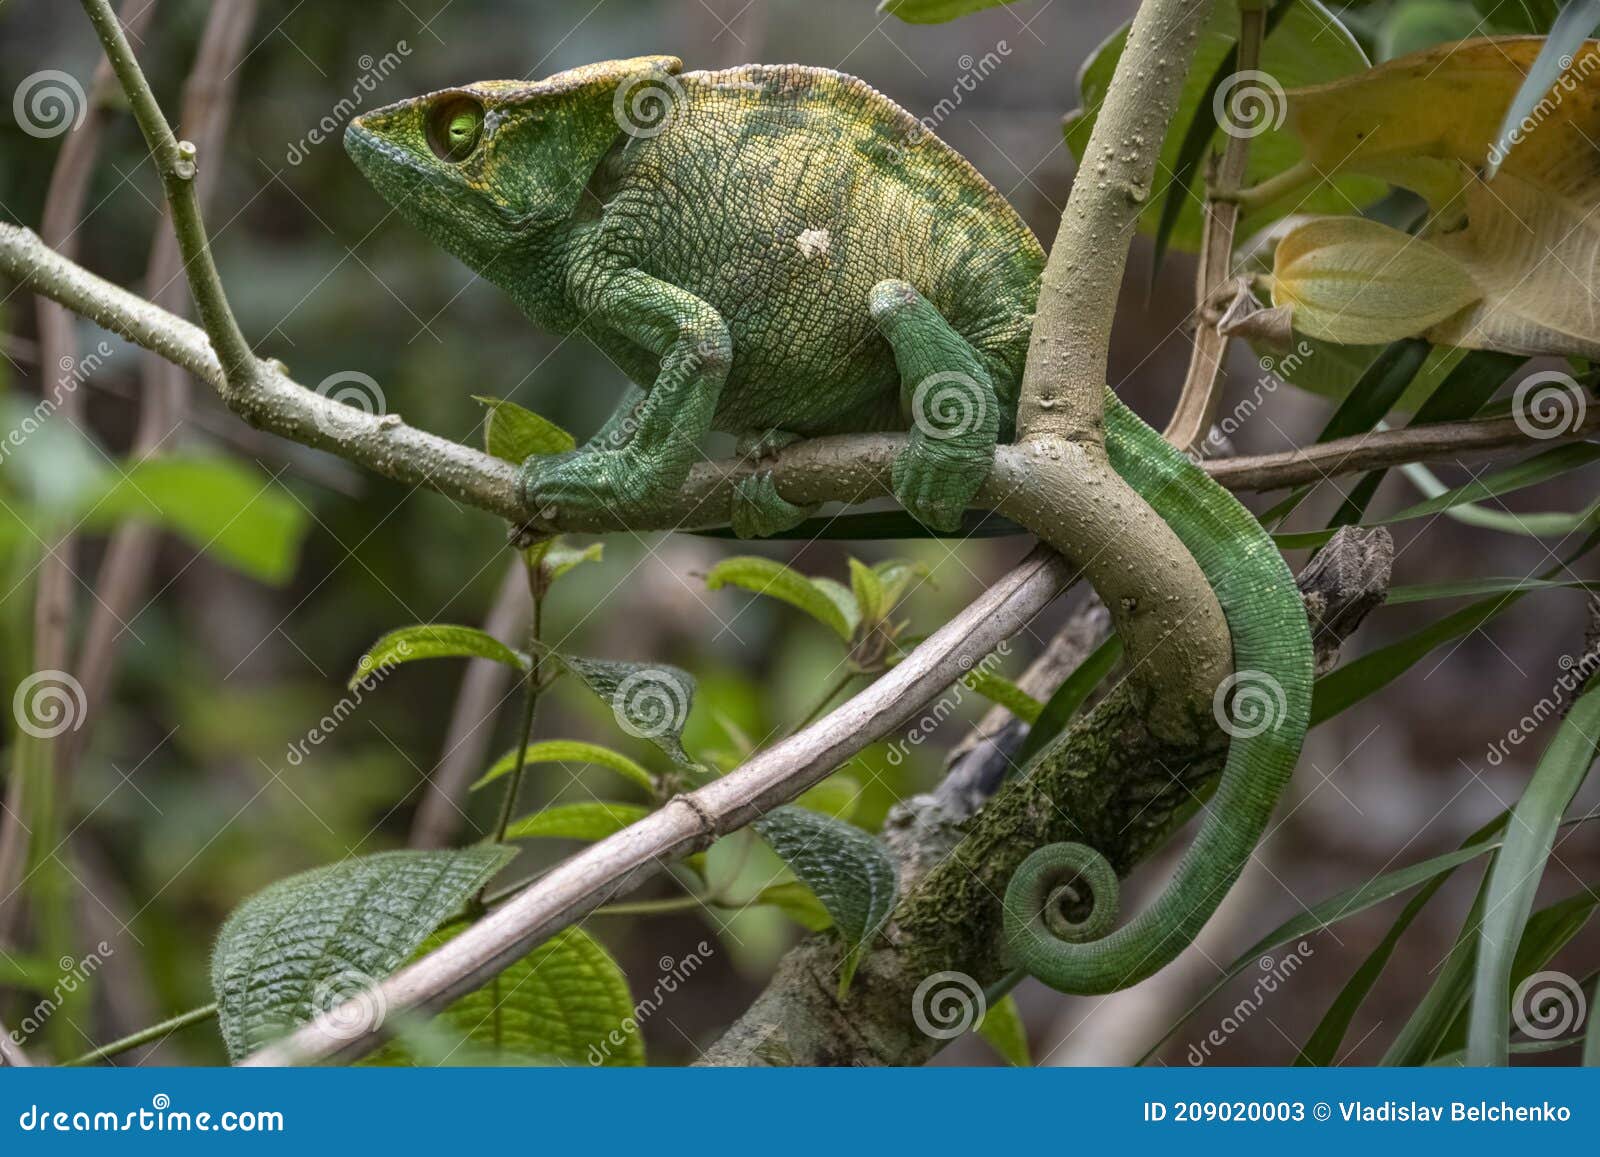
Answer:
[{"xmin": 345, "ymin": 56, "xmax": 1313, "ymax": 996}]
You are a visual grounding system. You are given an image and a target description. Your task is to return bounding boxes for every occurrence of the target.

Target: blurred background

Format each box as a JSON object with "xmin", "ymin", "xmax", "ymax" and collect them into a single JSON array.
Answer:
[{"xmin": 0, "ymin": 0, "xmax": 1595, "ymax": 1066}]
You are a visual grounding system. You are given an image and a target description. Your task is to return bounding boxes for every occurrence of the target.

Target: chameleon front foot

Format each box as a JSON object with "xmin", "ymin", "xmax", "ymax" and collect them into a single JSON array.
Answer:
[
  {"xmin": 730, "ymin": 473, "xmax": 817, "ymax": 538},
  {"xmin": 517, "ymin": 449, "xmax": 667, "ymax": 524}
]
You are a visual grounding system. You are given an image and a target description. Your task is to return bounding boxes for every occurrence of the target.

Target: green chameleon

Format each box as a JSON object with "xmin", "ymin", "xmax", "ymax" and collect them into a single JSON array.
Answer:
[{"xmin": 345, "ymin": 56, "xmax": 1313, "ymax": 995}]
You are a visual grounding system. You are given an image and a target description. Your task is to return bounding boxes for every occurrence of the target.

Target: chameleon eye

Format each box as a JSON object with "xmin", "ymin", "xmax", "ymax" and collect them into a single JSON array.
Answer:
[{"xmin": 427, "ymin": 96, "xmax": 484, "ymax": 163}]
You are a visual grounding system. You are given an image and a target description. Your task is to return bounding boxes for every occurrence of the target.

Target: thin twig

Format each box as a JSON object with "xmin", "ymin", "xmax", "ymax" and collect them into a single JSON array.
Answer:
[
  {"xmin": 1164, "ymin": 0, "xmax": 1268, "ymax": 453},
  {"xmin": 70, "ymin": 0, "xmax": 258, "ymax": 774},
  {"xmin": 61, "ymin": 1003, "xmax": 218, "ymax": 1067}
]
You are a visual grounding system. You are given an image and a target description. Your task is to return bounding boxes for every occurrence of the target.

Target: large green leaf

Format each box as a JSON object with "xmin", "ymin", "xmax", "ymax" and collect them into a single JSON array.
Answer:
[
  {"xmin": 1065, "ymin": 0, "xmax": 1375, "ymax": 254},
  {"xmin": 704, "ymin": 556, "xmax": 853, "ymax": 640},
  {"xmin": 350, "ymin": 624, "xmax": 528, "ymax": 687},
  {"xmin": 878, "ymin": 0, "xmax": 1016, "ymax": 23},
  {"xmin": 978, "ymin": 993, "xmax": 1032, "ymax": 1066},
  {"xmin": 558, "ymin": 655, "xmax": 698, "ymax": 766},
  {"xmin": 754, "ymin": 806, "xmax": 898, "ymax": 996},
  {"xmin": 373, "ymin": 927, "xmax": 642, "ymax": 1066},
  {"xmin": 1467, "ymin": 686, "xmax": 1600, "ymax": 1065},
  {"xmin": 473, "ymin": 739, "xmax": 655, "ymax": 795},
  {"xmin": 81, "ymin": 456, "xmax": 309, "ymax": 585},
  {"xmin": 212, "ymin": 847, "xmax": 514, "ymax": 1059}
]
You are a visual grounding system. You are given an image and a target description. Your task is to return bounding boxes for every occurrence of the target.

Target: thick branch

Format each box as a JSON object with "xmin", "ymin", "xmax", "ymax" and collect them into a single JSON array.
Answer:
[{"xmin": 1016, "ymin": 0, "xmax": 1217, "ymax": 438}]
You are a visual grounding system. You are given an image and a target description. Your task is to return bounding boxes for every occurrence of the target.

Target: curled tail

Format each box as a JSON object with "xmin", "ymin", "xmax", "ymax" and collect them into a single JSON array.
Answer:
[{"xmin": 1002, "ymin": 395, "xmax": 1313, "ymax": 994}]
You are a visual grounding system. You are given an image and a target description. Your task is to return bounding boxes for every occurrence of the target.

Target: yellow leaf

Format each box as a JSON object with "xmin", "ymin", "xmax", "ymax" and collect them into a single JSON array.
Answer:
[
  {"xmin": 1277, "ymin": 37, "xmax": 1600, "ymax": 357},
  {"xmin": 1271, "ymin": 217, "xmax": 1480, "ymax": 346}
]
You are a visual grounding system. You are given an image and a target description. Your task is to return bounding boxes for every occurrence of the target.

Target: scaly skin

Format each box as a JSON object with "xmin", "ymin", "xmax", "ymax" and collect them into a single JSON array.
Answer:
[{"xmin": 345, "ymin": 56, "xmax": 1313, "ymax": 996}]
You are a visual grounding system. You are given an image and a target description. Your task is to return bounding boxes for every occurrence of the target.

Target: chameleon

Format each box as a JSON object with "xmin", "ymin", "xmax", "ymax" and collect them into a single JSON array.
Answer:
[{"xmin": 345, "ymin": 56, "xmax": 1313, "ymax": 995}]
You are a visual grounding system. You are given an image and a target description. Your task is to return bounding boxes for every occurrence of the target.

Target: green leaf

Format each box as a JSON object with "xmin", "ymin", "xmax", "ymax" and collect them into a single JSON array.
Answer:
[
  {"xmin": 1409, "ymin": 350, "xmax": 1524, "ymax": 425},
  {"xmin": 472, "ymin": 395, "xmax": 575, "ymax": 461},
  {"xmin": 79, "ymin": 456, "xmax": 309, "ymax": 585},
  {"xmin": 557, "ymin": 655, "xmax": 698, "ymax": 766},
  {"xmin": 848, "ymin": 557, "xmax": 886, "ymax": 625},
  {"xmin": 472, "ymin": 739, "xmax": 656, "ymax": 794},
  {"xmin": 373, "ymin": 926, "xmax": 642, "ymax": 1066},
  {"xmin": 503, "ymin": 802, "xmax": 652, "ymax": 843},
  {"xmin": 351, "ymin": 624, "xmax": 527, "ymax": 687},
  {"xmin": 1014, "ymin": 635, "xmax": 1123, "ymax": 768},
  {"xmin": 542, "ymin": 541, "xmax": 603, "ymax": 584},
  {"xmin": 1276, "ymin": 442, "xmax": 1600, "ymax": 549},
  {"xmin": 1388, "ymin": 576, "xmax": 1600, "ymax": 605},
  {"xmin": 753, "ymin": 806, "xmax": 898, "ymax": 997},
  {"xmin": 878, "ymin": 0, "xmax": 1015, "ymax": 23},
  {"xmin": 1468, "ymin": 686, "xmax": 1600, "ymax": 1065},
  {"xmin": 211, "ymin": 846, "xmax": 514, "ymax": 1059},
  {"xmin": 1486, "ymin": 0, "xmax": 1600, "ymax": 178},
  {"xmin": 978, "ymin": 993, "xmax": 1031, "ymax": 1066},
  {"xmin": 754, "ymin": 880, "xmax": 834, "ymax": 931},
  {"xmin": 704, "ymin": 555, "xmax": 853, "ymax": 640},
  {"xmin": 962, "ymin": 667, "xmax": 1044, "ymax": 724},
  {"xmin": 810, "ymin": 577, "xmax": 863, "ymax": 638},
  {"xmin": 1382, "ymin": 867, "xmax": 1494, "ymax": 1065},
  {"xmin": 1066, "ymin": 0, "xmax": 1375, "ymax": 255},
  {"xmin": 1476, "ymin": 0, "xmax": 1565, "ymax": 33},
  {"xmin": 873, "ymin": 559, "xmax": 930, "ymax": 611}
]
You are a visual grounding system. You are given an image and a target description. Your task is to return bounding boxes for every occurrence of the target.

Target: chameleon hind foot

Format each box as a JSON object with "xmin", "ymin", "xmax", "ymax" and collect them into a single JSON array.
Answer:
[
  {"xmin": 730, "ymin": 429, "xmax": 816, "ymax": 537},
  {"xmin": 869, "ymin": 280, "xmax": 999, "ymax": 533}
]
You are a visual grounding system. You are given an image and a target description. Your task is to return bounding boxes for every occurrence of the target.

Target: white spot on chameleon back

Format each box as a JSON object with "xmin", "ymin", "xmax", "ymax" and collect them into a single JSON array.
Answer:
[{"xmin": 795, "ymin": 228, "xmax": 831, "ymax": 259}]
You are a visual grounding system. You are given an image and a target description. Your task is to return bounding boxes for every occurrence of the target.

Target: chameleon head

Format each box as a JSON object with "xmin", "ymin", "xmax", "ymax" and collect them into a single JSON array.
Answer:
[{"xmin": 344, "ymin": 57, "xmax": 682, "ymax": 296}]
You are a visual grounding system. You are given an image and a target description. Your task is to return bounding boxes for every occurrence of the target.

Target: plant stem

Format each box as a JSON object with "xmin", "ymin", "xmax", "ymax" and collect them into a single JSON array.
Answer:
[
  {"xmin": 491, "ymin": 586, "xmax": 544, "ymax": 845},
  {"xmin": 789, "ymin": 669, "xmax": 859, "ymax": 736},
  {"xmin": 1230, "ymin": 157, "xmax": 1318, "ymax": 212},
  {"xmin": 63, "ymin": 1004, "xmax": 218, "ymax": 1067}
]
